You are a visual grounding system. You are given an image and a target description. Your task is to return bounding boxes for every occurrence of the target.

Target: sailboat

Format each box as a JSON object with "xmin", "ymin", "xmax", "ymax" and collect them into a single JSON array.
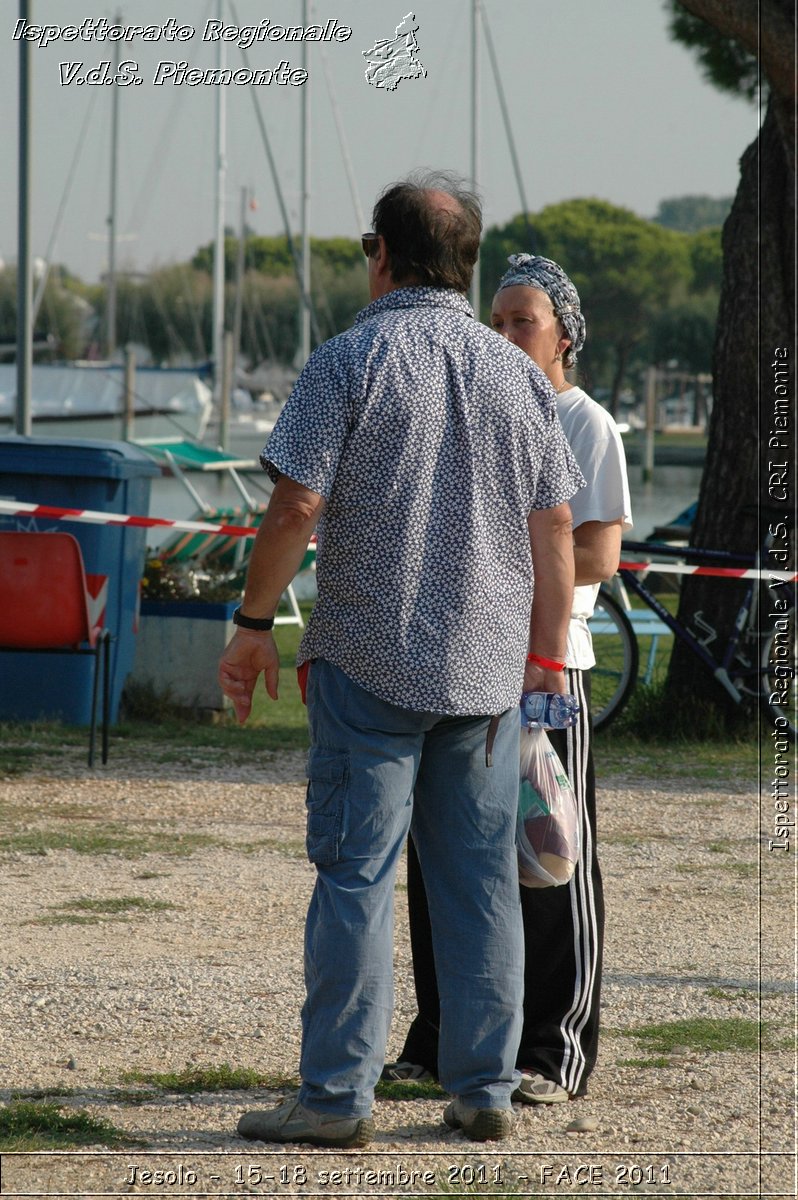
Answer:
[
  {"xmin": 6, "ymin": 9, "xmax": 214, "ymax": 446},
  {"xmin": 198, "ymin": 0, "xmax": 316, "ymax": 461},
  {"xmin": 0, "ymin": 360, "xmax": 214, "ymax": 443}
]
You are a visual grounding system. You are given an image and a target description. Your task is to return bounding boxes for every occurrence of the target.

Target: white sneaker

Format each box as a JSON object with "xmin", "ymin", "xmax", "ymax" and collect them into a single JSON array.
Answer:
[{"xmin": 513, "ymin": 1071, "xmax": 569, "ymax": 1104}]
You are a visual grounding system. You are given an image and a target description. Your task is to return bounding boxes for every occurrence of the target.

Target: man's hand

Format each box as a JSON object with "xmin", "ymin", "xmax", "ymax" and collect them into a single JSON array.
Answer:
[{"xmin": 218, "ymin": 629, "xmax": 280, "ymax": 725}]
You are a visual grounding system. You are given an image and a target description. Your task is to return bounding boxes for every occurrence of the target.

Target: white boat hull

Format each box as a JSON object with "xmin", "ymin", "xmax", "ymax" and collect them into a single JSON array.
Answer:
[{"xmin": 0, "ymin": 363, "xmax": 214, "ymax": 444}]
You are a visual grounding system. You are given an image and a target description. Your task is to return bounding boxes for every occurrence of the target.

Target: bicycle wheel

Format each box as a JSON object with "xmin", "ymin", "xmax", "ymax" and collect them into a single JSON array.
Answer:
[
  {"xmin": 589, "ymin": 588, "xmax": 639, "ymax": 731},
  {"xmin": 760, "ymin": 606, "xmax": 797, "ymax": 740}
]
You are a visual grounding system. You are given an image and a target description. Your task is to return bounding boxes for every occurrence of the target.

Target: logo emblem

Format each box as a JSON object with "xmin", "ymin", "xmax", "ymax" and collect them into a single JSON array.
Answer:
[{"xmin": 362, "ymin": 12, "xmax": 427, "ymax": 91}]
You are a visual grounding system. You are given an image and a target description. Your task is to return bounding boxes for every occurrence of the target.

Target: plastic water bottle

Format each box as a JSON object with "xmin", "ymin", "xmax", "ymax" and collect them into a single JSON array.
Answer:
[{"xmin": 521, "ymin": 691, "xmax": 580, "ymax": 730}]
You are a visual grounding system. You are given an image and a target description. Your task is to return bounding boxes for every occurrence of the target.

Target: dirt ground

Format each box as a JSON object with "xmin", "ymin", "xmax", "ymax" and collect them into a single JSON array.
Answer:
[{"xmin": 0, "ymin": 742, "xmax": 794, "ymax": 1197}]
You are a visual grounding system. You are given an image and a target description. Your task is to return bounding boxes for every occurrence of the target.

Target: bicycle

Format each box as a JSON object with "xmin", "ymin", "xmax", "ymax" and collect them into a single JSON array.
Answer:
[{"xmin": 588, "ymin": 530, "xmax": 796, "ymax": 738}]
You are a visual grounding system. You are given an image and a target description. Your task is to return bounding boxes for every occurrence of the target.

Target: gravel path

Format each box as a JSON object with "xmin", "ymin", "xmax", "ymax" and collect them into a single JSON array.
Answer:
[{"xmin": 0, "ymin": 743, "xmax": 793, "ymax": 1197}]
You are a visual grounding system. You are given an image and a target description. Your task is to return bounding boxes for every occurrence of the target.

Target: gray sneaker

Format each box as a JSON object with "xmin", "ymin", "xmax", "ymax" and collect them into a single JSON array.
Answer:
[
  {"xmin": 513, "ymin": 1071, "xmax": 569, "ymax": 1104},
  {"xmin": 443, "ymin": 1099, "xmax": 515, "ymax": 1142},
  {"xmin": 237, "ymin": 1096, "xmax": 374, "ymax": 1148}
]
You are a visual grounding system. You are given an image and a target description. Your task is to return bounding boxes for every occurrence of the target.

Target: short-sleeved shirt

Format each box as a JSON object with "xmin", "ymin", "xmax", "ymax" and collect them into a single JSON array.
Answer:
[
  {"xmin": 263, "ymin": 286, "xmax": 584, "ymax": 715},
  {"xmin": 556, "ymin": 385, "xmax": 633, "ymax": 670}
]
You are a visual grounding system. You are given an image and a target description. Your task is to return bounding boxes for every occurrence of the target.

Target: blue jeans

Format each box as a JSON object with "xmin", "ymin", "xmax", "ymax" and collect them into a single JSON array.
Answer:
[{"xmin": 298, "ymin": 659, "xmax": 523, "ymax": 1118}]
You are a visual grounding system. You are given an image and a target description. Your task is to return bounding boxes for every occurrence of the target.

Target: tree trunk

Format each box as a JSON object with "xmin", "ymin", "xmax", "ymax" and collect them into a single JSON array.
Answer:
[{"xmin": 664, "ymin": 96, "xmax": 795, "ymax": 731}]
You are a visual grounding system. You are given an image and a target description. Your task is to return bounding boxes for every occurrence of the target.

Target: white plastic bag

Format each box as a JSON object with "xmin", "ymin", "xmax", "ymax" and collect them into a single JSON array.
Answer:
[{"xmin": 516, "ymin": 726, "xmax": 579, "ymax": 888}]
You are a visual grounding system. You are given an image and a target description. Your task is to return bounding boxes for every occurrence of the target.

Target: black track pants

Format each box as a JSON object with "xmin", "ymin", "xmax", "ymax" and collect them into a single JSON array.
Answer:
[{"xmin": 398, "ymin": 669, "xmax": 603, "ymax": 1097}]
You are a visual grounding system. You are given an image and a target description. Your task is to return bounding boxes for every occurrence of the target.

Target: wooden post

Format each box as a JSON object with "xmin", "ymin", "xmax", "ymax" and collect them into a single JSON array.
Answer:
[
  {"xmin": 219, "ymin": 331, "xmax": 234, "ymax": 452},
  {"xmin": 642, "ymin": 366, "xmax": 657, "ymax": 482},
  {"xmin": 122, "ymin": 346, "xmax": 135, "ymax": 441}
]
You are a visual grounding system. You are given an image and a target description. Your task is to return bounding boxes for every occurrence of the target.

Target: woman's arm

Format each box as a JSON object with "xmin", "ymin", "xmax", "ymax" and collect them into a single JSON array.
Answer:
[{"xmin": 573, "ymin": 519, "xmax": 622, "ymax": 585}]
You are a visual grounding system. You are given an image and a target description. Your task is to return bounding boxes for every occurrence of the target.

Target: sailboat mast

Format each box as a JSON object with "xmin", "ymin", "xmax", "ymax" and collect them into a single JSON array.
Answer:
[
  {"xmin": 212, "ymin": 0, "xmax": 227, "ymax": 393},
  {"xmin": 105, "ymin": 15, "xmax": 121, "ymax": 359},
  {"xmin": 321, "ymin": 47, "xmax": 366, "ymax": 236},
  {"xmin": 227, "ymin": 0, "xmax": 321, "ymax": 345},
  {"xmin": 470, "ymin": 0, "xmax": 480, "ymax": 318},
  {"xmin": 232, "ymin": 185, "xmax": 247, "ymax": 366},
  {"xmin": 16, "ymin": 0, "xmax": 32, "ymax": 435},
  {"xmin": 480, "ymin": 5, "xmax": 532, "ymax": 240},
  {"xmin": 299, "ymin": 0, "xmax": 311, "ymax": 366}
]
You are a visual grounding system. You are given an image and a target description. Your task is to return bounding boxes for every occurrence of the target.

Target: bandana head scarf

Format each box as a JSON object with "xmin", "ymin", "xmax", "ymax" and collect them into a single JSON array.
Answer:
[{"xmin": 497, "ymin": 253, "xmax": 586, "ymax": 366}]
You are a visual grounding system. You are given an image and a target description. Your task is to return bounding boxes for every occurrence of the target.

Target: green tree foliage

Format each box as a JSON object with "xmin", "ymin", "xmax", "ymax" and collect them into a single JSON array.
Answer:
[
  {"xmin": 191, "ymin": 234, "xmax": 362, "ymax": 281},
  {"xmin": 688, "ymin": 226, "xmax": 723, "ymax": 292},
  {"xmin": 0, "ymin": 271, "xmax": 17, "ymax": 353},
  {"xmin": 642, "ymin": 226, "xmax": 723, "ymax": 372},
  {"xmin": 310, "ymin": 238, "xmax": 363, "ymax": 274},
  {"xmin": 478, "ymin": 211, "xmax": 537, "ymax": 314},
  {"xmin": 0, "ymin": 267, "xmax": 86, "ymax": 360},
  {"xmin": 665, "ymin": 1, "xmax": 760, "ymax": 98},
  {"xmin": 192, "ymin": 235, "xmax": 291, "ymax": 279},
  {"xmin": 3, "ymin": 201, "xmax": 723, "ymax": 379},
  {"xmin": 312, "ymin": 262, "xmax": 370, "ymax": 344},
  {"xmin": 116, "ymin": 257, "xmax": 369, "ymax": 367},
  {"xmin": 653, "ymin": 194, "xmax": 733, "ymax": 232},
  {"xmin": 183, "ymin": 234, "xmax": 367, "ymax": 363},
  {"xmin": 114, "ymin": 266, "xmax": 212, "ymax": 363},
  {"xmin": 646, "ymin": 294, "xmax": 719, "ymax": 373},
  {"xmin": 236, "ymin": 273, "xmax": 301, "ymax": 363}
]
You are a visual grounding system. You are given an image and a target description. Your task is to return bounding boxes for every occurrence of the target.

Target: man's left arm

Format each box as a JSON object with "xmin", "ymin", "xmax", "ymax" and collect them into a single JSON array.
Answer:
[{"xmin": 525, "ymin": 501, "xmax": 575, "ymax": 696}]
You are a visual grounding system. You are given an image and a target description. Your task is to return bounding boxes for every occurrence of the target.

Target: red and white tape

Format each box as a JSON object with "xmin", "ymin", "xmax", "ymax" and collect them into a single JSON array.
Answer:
[
  {"xmin": 619, "ymin": 559, "xmax": 796, "ymax": 582},
  {"xmin": 0, "ymin": 500, "xmax": 794, "ymax": 581},
  {"xmin": 0, "ymin": 499, "xmax": 258, "ymax": 540}
]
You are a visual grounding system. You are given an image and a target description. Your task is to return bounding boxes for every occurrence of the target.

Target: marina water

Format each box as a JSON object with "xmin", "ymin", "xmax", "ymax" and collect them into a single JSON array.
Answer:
[{"xmin": 147, "ymin": 461, "xmax": 704, "ymax": 554}]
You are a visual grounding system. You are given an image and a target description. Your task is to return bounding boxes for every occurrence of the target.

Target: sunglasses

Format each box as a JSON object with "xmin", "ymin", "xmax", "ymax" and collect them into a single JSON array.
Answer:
[{"xmin": 361, "ymin": 232, "xmax": 379, "ymax": 257}]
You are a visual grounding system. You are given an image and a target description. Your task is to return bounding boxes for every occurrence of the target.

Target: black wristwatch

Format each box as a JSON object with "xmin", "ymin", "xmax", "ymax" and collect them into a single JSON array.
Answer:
[{"xmin": 232, "ymin": 606, "xmax": 275, "ymax": 631}]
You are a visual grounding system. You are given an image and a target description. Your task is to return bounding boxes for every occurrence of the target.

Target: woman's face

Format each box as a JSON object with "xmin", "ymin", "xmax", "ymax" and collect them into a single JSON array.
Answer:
[{"xmin": 490, "ymin": 285, "xmax": 569, "ymax": 381}]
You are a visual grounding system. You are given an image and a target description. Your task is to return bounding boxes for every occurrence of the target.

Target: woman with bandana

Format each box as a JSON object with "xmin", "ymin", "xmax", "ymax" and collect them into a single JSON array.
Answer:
[{"xmin": 387, "ymin": 255, "xmax": 632, "ymax": 1103}]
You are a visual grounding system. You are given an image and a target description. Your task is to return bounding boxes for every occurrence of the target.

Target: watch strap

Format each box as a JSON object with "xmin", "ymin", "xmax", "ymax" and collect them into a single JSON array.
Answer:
[{"xmin": 233, "ymin": 606, "xmax": 274, "ymax": 631}]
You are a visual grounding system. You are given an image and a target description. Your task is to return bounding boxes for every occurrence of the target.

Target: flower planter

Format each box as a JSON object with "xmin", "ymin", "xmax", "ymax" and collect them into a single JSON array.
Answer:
[{"xmin": 131, "ymin": 598, "xmax": 238, "ymax": 713}]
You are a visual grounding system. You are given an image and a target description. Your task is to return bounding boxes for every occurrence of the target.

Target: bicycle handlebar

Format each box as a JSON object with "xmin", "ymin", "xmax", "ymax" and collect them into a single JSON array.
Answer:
[{"xmin": 621, "ymin": 539, "xmax": 755, "ymax": 567}]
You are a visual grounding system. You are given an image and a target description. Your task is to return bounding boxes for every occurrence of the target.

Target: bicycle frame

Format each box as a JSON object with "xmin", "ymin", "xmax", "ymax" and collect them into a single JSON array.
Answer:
[{"xmin": 618, "ymin": 540, "xmax": 761, "ymax": 704}]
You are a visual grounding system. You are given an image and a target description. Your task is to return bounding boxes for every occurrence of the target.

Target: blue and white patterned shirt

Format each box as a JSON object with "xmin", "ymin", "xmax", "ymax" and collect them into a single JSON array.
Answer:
[{"xmin": 263, "ymin": 287, "xmax": 583, "ymax": 715}]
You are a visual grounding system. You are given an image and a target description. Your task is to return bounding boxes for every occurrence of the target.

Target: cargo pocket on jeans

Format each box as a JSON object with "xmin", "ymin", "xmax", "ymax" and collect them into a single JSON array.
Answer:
[{"xmin": 305, "ymin": 747, "xmax": 348, "ymax": 865}]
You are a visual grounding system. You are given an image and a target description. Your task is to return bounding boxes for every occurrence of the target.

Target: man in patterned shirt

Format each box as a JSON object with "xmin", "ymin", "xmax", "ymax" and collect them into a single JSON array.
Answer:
[{"xmin": 219, "ymin": 171, "xmax": 583, "ymax": 1146}]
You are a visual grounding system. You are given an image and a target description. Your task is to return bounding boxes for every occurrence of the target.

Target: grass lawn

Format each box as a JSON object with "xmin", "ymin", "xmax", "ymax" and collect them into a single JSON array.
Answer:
[
  {"xmin": 652, "ymin": 429, "xmax": 707, "ymax": 450},
  {"xmin": 0, "ymin": 599, "xmax": 760, "ymax": 778}
]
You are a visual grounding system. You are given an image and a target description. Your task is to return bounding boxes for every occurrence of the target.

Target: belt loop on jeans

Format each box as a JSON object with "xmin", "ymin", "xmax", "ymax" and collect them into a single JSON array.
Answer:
[{"xmin": 485, "ymin": 713, "xmax": 501, "ymax": 767}]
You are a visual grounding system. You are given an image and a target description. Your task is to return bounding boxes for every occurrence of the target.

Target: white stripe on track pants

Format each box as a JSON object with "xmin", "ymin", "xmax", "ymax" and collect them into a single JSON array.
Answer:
[
  {"xmin": 517, "ymin": 668, "xmax": 603, "ymax": 1096},
  {"xmin": 399, "ymin": 668, "xmax": 604, "ymax": 1098}
]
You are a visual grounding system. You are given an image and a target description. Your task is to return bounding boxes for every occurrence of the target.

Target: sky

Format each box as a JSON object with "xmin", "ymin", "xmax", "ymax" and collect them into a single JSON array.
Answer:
[{"xmin": 1, "ymin": 0, "xmax": 760, "ymax": 283}]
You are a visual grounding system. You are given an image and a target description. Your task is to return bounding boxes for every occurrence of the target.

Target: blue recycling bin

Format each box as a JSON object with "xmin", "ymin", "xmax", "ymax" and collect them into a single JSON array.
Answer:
[{"xmin": 0, "ymin": 437, "xmax": 160, "ymax": 725}]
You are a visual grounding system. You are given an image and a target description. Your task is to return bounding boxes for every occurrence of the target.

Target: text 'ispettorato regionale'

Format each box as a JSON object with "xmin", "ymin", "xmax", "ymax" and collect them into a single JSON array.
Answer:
[{"xmin": 12, "ymin": 17, "xmax": 354, "ymax": 48}]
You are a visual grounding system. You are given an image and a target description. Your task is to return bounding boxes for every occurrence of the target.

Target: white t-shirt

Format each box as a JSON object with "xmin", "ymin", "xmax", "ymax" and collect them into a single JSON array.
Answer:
[{"xmin": 557, "ymin": 386, "xmax": 633, "ymax": 670}]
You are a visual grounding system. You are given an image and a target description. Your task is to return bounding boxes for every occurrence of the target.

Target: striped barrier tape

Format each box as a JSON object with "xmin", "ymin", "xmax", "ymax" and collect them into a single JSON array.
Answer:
[
  {"xmin": 619, "ymin": 559, "xmax": 796, "ymax": 582},
  {"xmin": 0, "ymin": 499, "xmax": 793, "ymax": 581},
  {"xmin": 0, "ymin": 499, "xmax": 258, "ymax": 540}
]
